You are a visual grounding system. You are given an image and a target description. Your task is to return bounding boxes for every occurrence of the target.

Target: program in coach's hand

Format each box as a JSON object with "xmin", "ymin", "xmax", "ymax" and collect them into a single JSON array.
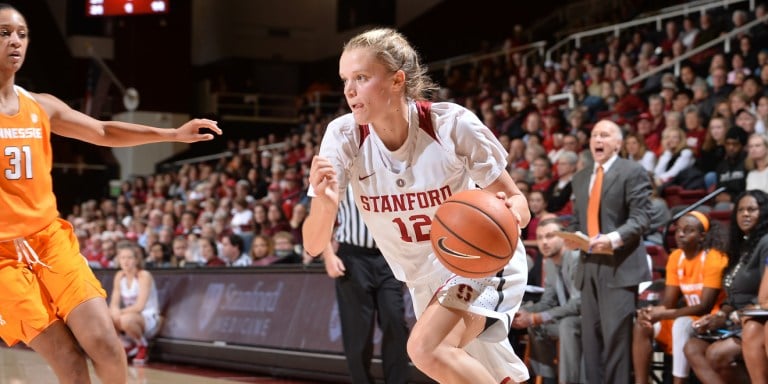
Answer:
[{"xmin": 553, "ymin": 231, "xmax": 613, "ymax": 255}]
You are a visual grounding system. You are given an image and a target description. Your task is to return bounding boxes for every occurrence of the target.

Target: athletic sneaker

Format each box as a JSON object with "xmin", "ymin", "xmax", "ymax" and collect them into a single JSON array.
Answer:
[
  {"xmin": 125, "ymin": 345, "xmax": 138, "ymax": 358},
  {"xmin": 121, "ymin": 335, "xmax": 137, "ymax": 357},
  {"xmin": 132, "ymin": 345, "xmax": 148, "ymax": 365}
]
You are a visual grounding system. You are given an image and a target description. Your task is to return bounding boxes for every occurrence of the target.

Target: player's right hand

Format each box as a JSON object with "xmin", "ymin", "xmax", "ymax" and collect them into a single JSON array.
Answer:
[
  {"xmin": 323, "ymin": 251, "xmax": 346, "ymax": 278},
  {"xmin": 310, "ymin": 156, "xmax": 339, "ymax": 204}
]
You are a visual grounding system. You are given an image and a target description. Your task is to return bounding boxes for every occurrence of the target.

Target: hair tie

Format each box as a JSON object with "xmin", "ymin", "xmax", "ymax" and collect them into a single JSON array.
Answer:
[{"xmin": 686, "ymin": 211, "xmax": 710, "ymax": 232}]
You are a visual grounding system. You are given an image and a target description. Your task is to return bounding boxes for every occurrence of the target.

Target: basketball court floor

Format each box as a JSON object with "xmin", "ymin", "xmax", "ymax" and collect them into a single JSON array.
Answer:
[{"xmin": 0, "ymin": 347, "xmax": 316, "ymax": 383}]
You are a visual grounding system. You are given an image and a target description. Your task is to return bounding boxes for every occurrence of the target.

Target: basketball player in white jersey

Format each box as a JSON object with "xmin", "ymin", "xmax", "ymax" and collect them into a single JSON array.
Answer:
[
  {"xmin": 110, "ymin": 242, "xmax": 161, "ymax": 365},
  {"xmin": 303, "ymin": 28, "xmax": 531, "ymax": 384}
]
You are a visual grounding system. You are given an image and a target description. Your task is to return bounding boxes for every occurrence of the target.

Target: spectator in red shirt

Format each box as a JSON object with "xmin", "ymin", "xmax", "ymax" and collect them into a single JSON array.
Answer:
[
  {"xmin": 613, "ymin": 79, "xmax": 646, "ymax": 119},
  {"xmin": 684, "ymin": 106, "xmax": 707, "ymax": 156},
  {"xmin": 199, "ymin": 237, "xmax": 225, "ymax": 267},
  {"xmin": 530, "ymin": 155, "xmax": 554, "ymax": 193},
  {"xmin": 637, "ymin": 112, "xmax": 662, "ymax": 154}
]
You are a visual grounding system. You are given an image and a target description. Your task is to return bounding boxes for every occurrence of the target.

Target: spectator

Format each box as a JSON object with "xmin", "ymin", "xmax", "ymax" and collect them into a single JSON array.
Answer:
[
  {"xmin": 756, "ymin": 95, "xmax": 768, "ymax": 134},
  {"xmin": 101, "ymin": 239, "xmax": 118, "ymax": 268},
  {"xmin": 692, "ymin": 79, "xmax": 715, "ymax": 121},
  {"xmin": 545, "ymin": 150, "xmax": 577, "ymax": 215},
  {"xmin": 199, "ymin": 237, "xmax": 225, "ymax": 267},
  {"xmin": 263, "ymin": 203, "xmax": 291, "ymax": 237},
  {"xmin": 747, "ymin": 133, "xmax": 768, "ymax": 193},
  {"xmin": 679, "ymin": 16, "xmax": 700, "ymax": 51},
  {"xmin": 697, "ymin": 115, "xmax": 731, "ymax": 188},
  {"xmin": 636, "ymin": 112, "xmax": 662, "ymax": 155},
  {"xmin": 221, "ymin": 234, "xmax": 252, "ymax": 267},
  {"xmin": 672, "ymin": 89, "xmax": 694, "ymax": 113},
  {"xmin": 714, "ymin": 126, "xmax": 748, "ymax": 203},
  {"xmin": 728, "ymin": 53, "xmax": 752, "ymax": 85},
  {"xmin": 272, "ymin": 231, "xmax": 302, "ymax": 264},
  {"xmin": 525, "ymin": 190, "xmax": 556, "ymax": 247},
  {"xmin": 530, "ymin": 155, "xmax": 554, "ymax": 192},
  {"xmin": 252, "ymin": 203, "xmax": 268, "ymax": 236},
  {"xmin": 109, "ymin": 242, "xmax": 160, "ymax": 365},
  {"xmin": 508, "ymin": 138, "xmax": 527, "ymax": 171},
  {"xmin": 612, "ymin": 79, "xmax": 646, "ymax": 118},
  {"xmin": 684, "ymin": 106, "xmax": 707, "ymax": 156},
  {"xmin": 632, "ymin": 212, "xmax": 728, "ymax": 384},
  {"xmin": 654, "ymin": 126, "xmax": 696, "ymax": 189},
  {"xmin": 708, "ymin": 67, "xmax": 734, "ymax": 104},
  {"xmin": 694, "ymin": 12, "xmax": 719, "ymax": 48},
  {"xmin": 512, "ymin": 218, "xmax": 583, "ymax": 384},
  {"xmin": 742, "ymin": 76, "xmax": 763, "ymax": 112},
  {"xmin": 623, "ymin": 131, "xmax": 657, "ymax": 173},
  {"xmin": 735, "ymin": 107, "xmax": 759, "ymax": 134},
  {"xmin": 686, "ymin": 190, "xmax": 768, "ymax": 383},
  {"xmin": 645, "ymin": 178, "xmax": 671, "ymax": 246},
  {"xmin": 230, "ymin": 197, "xmax": 253, "ymax": 235},
  {"xmin": 144, "ymin": 242, "xmax": 172, "ymax": 268},
  {"xmin": 170, "ymin": 236, "xmax": 188, "ymax": 267},
  {"xmin": 250, "ymin": 234, "xmax": 278, "ymax": 266},
  {"xmin": 288, "ymin": 202, "xmax": 308, "ymax": 246}
]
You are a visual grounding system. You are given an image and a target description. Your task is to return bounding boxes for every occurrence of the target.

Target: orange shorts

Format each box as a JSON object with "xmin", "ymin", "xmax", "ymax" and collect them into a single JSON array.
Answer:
[
  {"xmin": 0, "ymin": 219, "xmax": 106, "ymax": 346},
  {"xmin": 655, "ymin": 319, "xmax": 674, "ymax": 354}
]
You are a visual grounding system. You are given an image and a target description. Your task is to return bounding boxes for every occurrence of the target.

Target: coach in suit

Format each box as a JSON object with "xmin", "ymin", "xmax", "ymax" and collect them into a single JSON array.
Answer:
[
  {"xmin": 567, "ymin": 119, "xmax": 652, "ymax": 383},
  {"xmin": 513, "ymin": 218, "xmax": 583, "ymax": 384}
]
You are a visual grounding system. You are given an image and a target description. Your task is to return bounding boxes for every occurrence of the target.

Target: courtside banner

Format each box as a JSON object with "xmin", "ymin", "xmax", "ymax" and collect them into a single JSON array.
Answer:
[{"xmin": 94, "ymin": 269, "xmax": 416, "ymax": 353}]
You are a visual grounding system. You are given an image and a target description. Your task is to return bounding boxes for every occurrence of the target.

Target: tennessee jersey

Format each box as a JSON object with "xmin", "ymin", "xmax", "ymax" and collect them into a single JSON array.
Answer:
[
  {"xmin": 665, "ymin": 248, "xmax": 728, "ymax": 313},
  {"xmin": 0, "ymin": 86, "xmax": 58, "ymax": 240},
  {"xmin": 318, "ymin": 101, "xmax": 508, "ymax": 282}
]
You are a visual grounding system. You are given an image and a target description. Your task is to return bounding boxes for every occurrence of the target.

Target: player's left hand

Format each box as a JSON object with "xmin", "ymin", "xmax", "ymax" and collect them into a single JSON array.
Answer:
[
  {"xmin": 174, "ymin": 119, "xmax": 222, "ymax": 142},
  {"xmin": 495, "ymin": 191, "xmax": 523, "ymax": 232}
]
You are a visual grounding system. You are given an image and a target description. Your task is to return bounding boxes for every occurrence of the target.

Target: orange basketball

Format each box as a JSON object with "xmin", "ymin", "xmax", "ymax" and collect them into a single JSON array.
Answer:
[{"xmin": 430, "ymin": 189, "xmax": 519, "ymax": 278}]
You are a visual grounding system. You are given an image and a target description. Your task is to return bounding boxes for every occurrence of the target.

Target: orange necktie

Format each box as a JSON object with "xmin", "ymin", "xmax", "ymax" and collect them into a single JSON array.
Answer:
[{"xmin": 587, "ymin": 165, "xmax": 603, "ymax": 237}]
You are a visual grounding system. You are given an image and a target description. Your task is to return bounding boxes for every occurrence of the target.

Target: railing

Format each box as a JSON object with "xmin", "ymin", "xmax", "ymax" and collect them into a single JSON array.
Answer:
[
  {"xmin": 306, "ymin": 90, "xmax": 344, "ymax": 115},
  {"xmin": 425, "ymin": 40, "xmax": 548, "ymax": 76},
  {"xmin": 545, "ymin": 0, "xmax": 753, "ymax": 62},
  {"xmin": 161, "ymin": 142, "xmax": 288, "ymax": 169},
  {"xmin": 212, "ymin": 92, "xmax": 300, "ymax": 124},
  {"xmin": 53, "ymin": 162, "xmax": 109, "ymax": 171},
  {"xmin": 655, "ymin": 0, "xmax": 725, "ymax": 15},
  {"xmin": 627, "ymin": 12, "xmax": 768, "ymax": 86}
]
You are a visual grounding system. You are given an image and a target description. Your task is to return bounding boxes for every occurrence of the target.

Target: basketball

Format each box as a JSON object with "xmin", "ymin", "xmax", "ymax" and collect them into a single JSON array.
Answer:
[{"xmin": 430, "ymin": 189, "xmax": 519, "ymax": 278}]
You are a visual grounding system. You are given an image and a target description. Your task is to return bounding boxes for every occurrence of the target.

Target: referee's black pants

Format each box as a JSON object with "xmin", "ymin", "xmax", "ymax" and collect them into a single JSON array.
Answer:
[{"xmin": 335, "ymin": 243, "xmax": 410, "ymax": 384}]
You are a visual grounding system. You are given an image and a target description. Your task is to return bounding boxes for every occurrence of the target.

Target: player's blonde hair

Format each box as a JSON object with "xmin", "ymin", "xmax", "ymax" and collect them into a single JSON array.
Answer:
[{"xmin": 344, "ymin": 28, "xmax": 437, "ymax": 101}]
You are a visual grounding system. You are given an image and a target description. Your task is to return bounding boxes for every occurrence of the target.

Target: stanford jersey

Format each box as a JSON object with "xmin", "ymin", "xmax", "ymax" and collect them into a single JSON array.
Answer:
[
  {"xmin": 315, "ymin": 100, "xmax": 530, "ymax": 382},
  {"xmin": 319, "ymin": 100, "xmax": 509, "ymax": 282}
]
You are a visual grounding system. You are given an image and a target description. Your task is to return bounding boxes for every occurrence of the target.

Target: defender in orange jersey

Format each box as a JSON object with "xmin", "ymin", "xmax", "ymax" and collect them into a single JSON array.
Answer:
[{"xmin": 0, "ymin": 4, "xmax": 221, "ymax": 383}]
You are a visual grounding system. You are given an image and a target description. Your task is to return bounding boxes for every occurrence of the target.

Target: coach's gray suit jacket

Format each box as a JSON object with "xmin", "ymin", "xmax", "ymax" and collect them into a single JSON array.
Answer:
[{"xmin": 569, "ymin": 157, "xmax": 652, "ymax": 288}]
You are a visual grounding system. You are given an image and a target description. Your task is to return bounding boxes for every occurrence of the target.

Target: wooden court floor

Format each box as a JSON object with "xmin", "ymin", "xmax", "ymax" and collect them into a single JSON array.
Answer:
[{"xmin": 0, "ymin": 347, "xmax": 318, "ymax": 383}]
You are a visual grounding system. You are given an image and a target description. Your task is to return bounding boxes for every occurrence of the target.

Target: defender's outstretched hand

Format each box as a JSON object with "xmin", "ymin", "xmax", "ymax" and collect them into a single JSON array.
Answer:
[{"xmin": 174, "ymin": 119, "xmax": 222, "ymax": 142}]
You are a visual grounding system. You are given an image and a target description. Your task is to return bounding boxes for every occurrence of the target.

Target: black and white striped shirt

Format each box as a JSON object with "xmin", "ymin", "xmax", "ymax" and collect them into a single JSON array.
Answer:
[{"xmin": 335, "ymin": 188, "xmax": 376, "ymax": 249}]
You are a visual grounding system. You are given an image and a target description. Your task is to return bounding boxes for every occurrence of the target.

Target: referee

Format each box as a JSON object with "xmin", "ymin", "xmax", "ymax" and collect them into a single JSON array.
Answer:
[{"xmin": 321, "ymin": 188, "xmax": 409, "ymax": 384}]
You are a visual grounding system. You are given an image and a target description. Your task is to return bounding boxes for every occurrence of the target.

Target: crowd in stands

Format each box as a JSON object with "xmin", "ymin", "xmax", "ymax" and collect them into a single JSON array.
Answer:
[{"xmin": 61, "ymin": 2, "xmax": 768, "ymax": 381}]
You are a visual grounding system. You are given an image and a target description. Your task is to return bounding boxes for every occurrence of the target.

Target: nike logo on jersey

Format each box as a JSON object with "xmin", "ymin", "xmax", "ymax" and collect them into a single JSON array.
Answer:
[
  {"xmin": 436, "ymin": 237, "xmax": 481, "ymax": 259},
  {"xmin": 358, "ymin": 172, "xmax": 375, "ymax": 181}
]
